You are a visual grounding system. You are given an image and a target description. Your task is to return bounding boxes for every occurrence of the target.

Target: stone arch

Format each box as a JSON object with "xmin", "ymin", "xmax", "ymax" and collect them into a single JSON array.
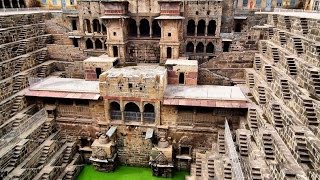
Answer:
[
  {"xmin": 110, "ymin": 101, "xmax": 121, "ymax": 120},
  {"xmin": 128, "ymin": 18, "xmax": 137, "ymax": 37},
  {"xmin": 144, "ymin": 103, "xmax": 155, "ymax": 113},
  {"xmin": 196, "ymin": 42, "xmax": 204, "ymax": 53},
  {"xmin": 93, "ymin": 19, "xmax": 100, "ymax": 32},
  {"xmin": 84, "ymin": 19, "xmax": 91, "ymax": 33},
  {"xmin": 144, "ymin": 103, "xmax": 155, "ymax": 123},
  {"xmin": 124, "ymin": 102, "xmax": 140, "ymax": 112},
  {"xmin": 110, "ymin": 101, "xmax": 121, "ymax": 111},
  {"xmin": 86, "ymin": 38, "xmax": 93, "ymax": 49},
  {"xmin": 186, "ymin": 42, "xmax": 194, "ymax": 53},
  {"xmin": 152, "ymin": 20, "xmax": 161, "ymax": 37},
  {"xmin": 124, "ymin": 102, "xmax": 141, "ymax": 122},
  {"xmin": 197, "ymin": 19, "xmax": 206, "ymax": 36},
  {"xmin": 207, "ymin": 20, "xmax": 216, "ymax": 36},
  {"xmin": 187, "ymin": 19, "xmax": 195, "ymax": 36},
  {"xmin": 95, "ymin": 39, "xmax": 103, "ymax": 49},
  {"xmin": 206, "ymin": 42, "xmax": 214, "ymax": 53},
  {"xmin": 140, "ymin": 19, "xmax": 150, "ymax": 37},
  {"xmin": 178, "ymin": 136, "xmax": 192, "ymax": 145}
]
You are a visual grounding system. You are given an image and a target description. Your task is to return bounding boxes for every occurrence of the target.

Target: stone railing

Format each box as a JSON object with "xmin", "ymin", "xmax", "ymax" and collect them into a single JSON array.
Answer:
[
  {"xmin": 56, "ymin": 105, "xmax": 91, "ymax": 119},
  {"xmin": 273, "ymin": 8, "xmax": 320, "ymax": 13},
  {"xmin": 124, "ymin": 111, "xmax": 141, "ymax": 122},
  {"xmin": 0, "ymin": 108, "xmax": 46, "ymax": 150}
]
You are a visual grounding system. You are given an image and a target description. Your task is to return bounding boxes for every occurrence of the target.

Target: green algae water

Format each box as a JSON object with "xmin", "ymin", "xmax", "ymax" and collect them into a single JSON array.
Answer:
[{"xmin": 77, "ymin": 165, "xmax": 188, "ymax": 180}]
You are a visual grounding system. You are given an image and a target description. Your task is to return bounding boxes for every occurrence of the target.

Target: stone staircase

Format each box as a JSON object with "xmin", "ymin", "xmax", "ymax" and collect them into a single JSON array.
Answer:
[
  {"xmin": 254, "ymin": 56, "xmax": 261, "ymax": 70},
  {"xmin": 13, "ymin": 75, "xmax": 25, "ymax": 94},
  {"xmin": 257, "ymin": 86, "xmax": 266, "ymax": 104},
  {"xmin": 8, "ymin": 144, "xmax": 24, "ymax": 168},
  {"xmin": 62, "ymin": 146, "xmax": 73, "ymax": 164},
  {"xmin": 16, "ymin": 40, "xmax": 27, "ymax": 56},
  {"xmin": 39, "ymin": 122, "xmax": 51, "ymax": 141},
  {"xmin": 39, "ymin": 146, "xmax": 50, "ymax": 165},
  {"xmin": 271, "ymin": 48, "xmax": 280, "ymax": 63},
  {"xmin": 37, "ymin": 65, "xmax": 48, "ymax": 78},
  {"xmin": 302, "ymin": 99, "xmax": 318, "ymax": 126},
  {"xmin": 293, "ymin": 133, "xmax": 310, "ymax": 163},
  {"xmin": 271, "ymin": 104, "xmax": 283, "ymax": 128},
  {"xmin": 264, "ymin": 65, "xmax": 273, "ymax": 83},
  {"xmin": 38, "ymin": 50, "xmax": 47, "ymax": 64},
  {"xmin": 14, "ymin": 58, "xmax": 25, "ymax": 74},
  {"xmin": 272, "ymin": 15, "xmax": 278, "ymax": 26},
  {"xmin": 262, "ymin": 134, "xmax": 274, "ymax": 160},
  {"xmin": 207, "ymin": 158, "xmax": 215, "ymax": 180},
  {"xmin": 218, "ymin": 131, "xmax": 225, "ymax": 154},
  {"xmin": 280, "ymin": 79, "xmax": 291, "ymax": 100},
  {"xmin": 10, "ymin": 96, "xmax": 24, "ymax": 117},
  {"xmin": 237, "ymin": 130, "xmax": 249, "ymax": 156},
  {"xmin": 18, "ymin": 28, "xmax": 28, "ymax": 41},
  {"xmin": 310, "ymin": 70, "xmax": 320, "ymax": 96},
  {"xmin": 293, "ymin": 38, "xmax": 304, "ymax": 55},
  {"xmin": 300, "ymin": 18, "xmax": 308, "ymax": 35},
  {"xmin": 37, "ymin": 36, "xmax": 47, "ymax": 49},
  {"xmin": 279, "ymin": 31, "xmax": 287, "ymax": 45},
  {"xmin": 286, "ymin": 57, "xmax": 297, "ymax": 76},
  {"xmin": 268, "ymin": 28, "xmax": 274, "ymax": 38},
  {"xmin": 248, "ymin": 109, "xmax": 258, "ymax": 130},
  {"xmin": 223, "ymin": 161, "xmax": 232, "ymax": 179},
  {"xmin": 195, "ymin": 155, "xmax": 202, "ymax": 177},
  {"xmin": 284, "ymin": 16, "xmax": 291, "ymax": 30}
]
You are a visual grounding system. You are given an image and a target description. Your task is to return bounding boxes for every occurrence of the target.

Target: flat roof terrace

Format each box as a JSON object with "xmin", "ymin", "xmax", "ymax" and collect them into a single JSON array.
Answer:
[
  {"xmin": 0, "ymin": 8, "xmax": 61, "ymax": 16},
  {"xmin": 25, "ymin": 77, "xmax": 100, "ymax": 100},
  {"xmin": 255, "ymin": 11, "xmax": 320, "ymax": 20},
  {"xmin": 163, "ymin": 85, "xmax": 248, "ymax": 108},
  {"xmin": 105, "ymin": 65, "xmax": 166, "ymax": 78}
]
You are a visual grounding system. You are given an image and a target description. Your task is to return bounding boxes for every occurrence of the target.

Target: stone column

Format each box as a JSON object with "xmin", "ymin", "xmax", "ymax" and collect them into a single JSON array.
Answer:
[
  {"xmin": 150, "ymin": 23, "xmax": 153, "ymax": 38},
  {"xmin": 195, "ymin": 24, "xmax": 198, "ymax": 36},
  {"xmin": 205, "ymin": 26, "xmax": 209, "ymax": 36},
  {"xmin": 9, "ymin": 0, "xmax": 13, "ymax": 8},
  {"xmin": 1, "ymin": 0, "xmax": 5, "ymax": 9},
  {"xmin": 137, "ymin": 23, "xmax": 140, "ymax": 38},
  {"xmin": 17, "ymin": 0, "xmax": 20, "ymax": 8}
]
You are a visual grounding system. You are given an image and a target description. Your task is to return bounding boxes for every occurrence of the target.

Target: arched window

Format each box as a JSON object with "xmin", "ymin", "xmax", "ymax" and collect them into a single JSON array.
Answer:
[
  {"xmin": 207, "ymin": 20, "xmax": 216, "ymax": 36},
  {"xmin": 187, "ymin": 20, "xmax": 195, "ymax": 36},
  {"xmin": 95, "ymin": 39, "xmax": 103, "ymax": 49},
  {"xmin": 144, "ymin": 103, "xmax": 155, "ymax": 123},
  {"xmin": 86, "ymin": 39, "xmax": 93, "ymax": 49},
  {"xmin": 84, "ymin": 19, "xmax": 91, "ymax": 33},
  {"xmin": 197, "ymin": 20, "xmax": 205, "ymax": 36},
  {"xmin": 93, "ymin": 19, "xmax": 100, "ymax": 32},
  {"xmin": 124, "ymin": 102, "xmax": 141, "ymax": 122},
  {"xmin": 110, "ymin": 102, "xmax": 121, "ymax": 120},
  {"xmin": 206, "ymin": 42, "xmax": 214, "ymax": 53},
  {"xmin": 152, "ymin": 20, "xmax": 161, "ymax": 37},
  {"xmin": 196, "ymin": 42, "xmax": 204, "ymax": 53},
  {"xmin": 186, "ymin": 42, "xmax": 194, "ymax": 53},
  {"xmin": 128, "ymin": 19, "xmax": 137, "ymax": 37},
  {"xmin": 140, "ymin": 19, "xmax": 150, "ymax": 37}
]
